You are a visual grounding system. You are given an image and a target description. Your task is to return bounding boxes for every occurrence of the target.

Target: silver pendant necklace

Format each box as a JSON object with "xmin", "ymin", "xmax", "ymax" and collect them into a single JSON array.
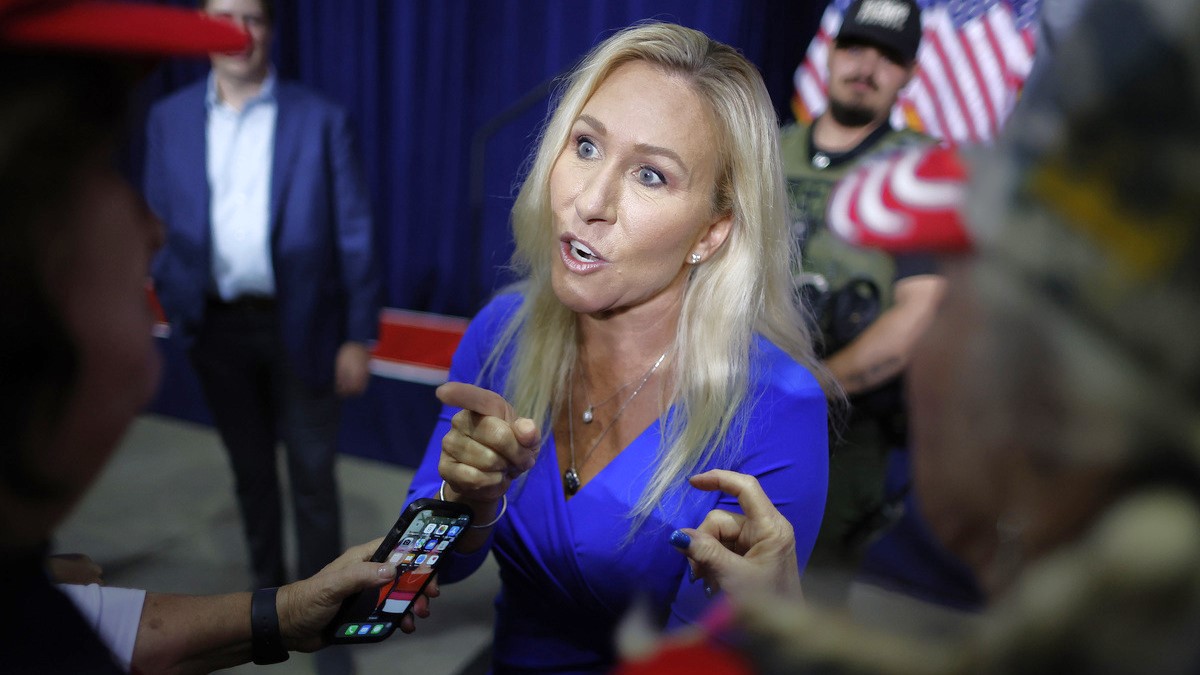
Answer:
[
  {"xmin": 579, "ymin": 362, "xmax": 638, "ymax": 424},
  {"xmin": 564, "ymin": 351, "xmax": 666, "ymax": 496}
]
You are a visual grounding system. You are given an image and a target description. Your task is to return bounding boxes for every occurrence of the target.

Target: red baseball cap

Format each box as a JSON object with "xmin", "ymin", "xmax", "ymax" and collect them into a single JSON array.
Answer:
[
  {"xmin": 0, "ymin": 0, "xmax": 248, "ymax": 56},
  {"xmin": 825, "ymin": 143, "xmax": 972, "ymax": 256}
]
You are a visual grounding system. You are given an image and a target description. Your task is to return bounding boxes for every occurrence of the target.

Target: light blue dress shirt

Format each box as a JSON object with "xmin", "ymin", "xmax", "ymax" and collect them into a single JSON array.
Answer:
[{"xmin": 205, "ymin": 70, "xmax": 278, "ymax": 300}]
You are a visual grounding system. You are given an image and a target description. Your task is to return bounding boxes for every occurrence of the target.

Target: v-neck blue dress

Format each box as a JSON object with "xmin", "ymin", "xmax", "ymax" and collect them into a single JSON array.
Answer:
[{"xmin": 406, "ymin": 293, "xmax": 828, "ymax": 674}]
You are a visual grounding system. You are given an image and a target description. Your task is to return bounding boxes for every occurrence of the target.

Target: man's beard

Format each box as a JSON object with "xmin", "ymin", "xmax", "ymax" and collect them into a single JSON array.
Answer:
[{"xmin": 828, "ymin": 98, "xmax": 879, "ymax": 128}]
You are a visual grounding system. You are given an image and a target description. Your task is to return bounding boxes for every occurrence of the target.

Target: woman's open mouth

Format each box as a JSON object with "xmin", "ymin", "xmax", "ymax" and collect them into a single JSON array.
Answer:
[{"xmin": 568, "ymin": 239, "xmax": 599, "ymax": 263}]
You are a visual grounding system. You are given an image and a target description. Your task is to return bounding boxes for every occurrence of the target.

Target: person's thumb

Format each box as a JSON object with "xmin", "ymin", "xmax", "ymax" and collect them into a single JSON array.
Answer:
[
  {"xmin": 334, "ymin": 561, "xmax": 397, "ymax": 598},
  {"xmin": 293, "ymin": 561, "xmax": 396, "ymax": 613},
  {"xmin": 514, "ymin": 417, "xmax": 541, "ymax": 450}
]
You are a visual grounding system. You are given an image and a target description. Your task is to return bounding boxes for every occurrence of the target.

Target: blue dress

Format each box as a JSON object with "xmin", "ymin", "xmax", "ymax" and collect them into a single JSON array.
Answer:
[{"xmin": 406, "ymin": 293, "xmax": 828, "ymax": 674}]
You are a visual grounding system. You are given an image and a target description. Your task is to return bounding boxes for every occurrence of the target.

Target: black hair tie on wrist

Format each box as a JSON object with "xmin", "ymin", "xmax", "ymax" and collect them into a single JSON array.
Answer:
[{"xmin": 251, "ymin": 587, "xmax": 290, "ymax": 665}]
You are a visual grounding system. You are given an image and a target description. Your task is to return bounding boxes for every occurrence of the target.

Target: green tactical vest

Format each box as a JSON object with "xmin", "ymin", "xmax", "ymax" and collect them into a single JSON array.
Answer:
[{"xmin": 781, "ymin": 122, "xmax": 930, "ymax": 311}]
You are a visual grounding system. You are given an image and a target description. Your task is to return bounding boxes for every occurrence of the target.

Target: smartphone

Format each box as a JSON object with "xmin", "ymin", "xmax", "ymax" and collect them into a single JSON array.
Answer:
[{"xmin": 323, "ymin": 498, "xmax": 474, "ymax": 643}]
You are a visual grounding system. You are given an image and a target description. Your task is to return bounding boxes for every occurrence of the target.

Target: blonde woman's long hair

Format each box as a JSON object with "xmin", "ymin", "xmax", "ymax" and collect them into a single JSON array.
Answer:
[{"xmin": 484, "ymin": 22, "xmax": 824, "ymax": 526}]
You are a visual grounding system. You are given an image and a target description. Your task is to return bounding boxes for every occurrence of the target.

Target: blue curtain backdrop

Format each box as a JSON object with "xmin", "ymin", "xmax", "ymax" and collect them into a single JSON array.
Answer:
[{"xmin": 135, "ymin": 0, "xmax": 824, "ymax": 466}]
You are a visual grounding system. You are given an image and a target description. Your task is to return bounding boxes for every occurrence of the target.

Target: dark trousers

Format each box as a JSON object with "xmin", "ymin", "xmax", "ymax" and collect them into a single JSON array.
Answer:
[
  {"xmin": 812, "ymin": 422, "xmax": 890, "ymax": 558},
  {"xmin": 805, "ymin": 415, "xmax": 891, "ymax": 605},
  {"xmin": 191, "ymin": 298, "xmax": 343, "ymax": 589}
]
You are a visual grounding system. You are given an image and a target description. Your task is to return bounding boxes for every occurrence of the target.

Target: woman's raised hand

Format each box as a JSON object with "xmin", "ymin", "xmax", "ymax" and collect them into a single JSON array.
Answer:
[
  {"xmin": 670, "ymin": 469, "xmax": 802, "ymax": 598},
  {"xmin": 435, "ymin": 382, "xmax": 541, "ymax": 503}
]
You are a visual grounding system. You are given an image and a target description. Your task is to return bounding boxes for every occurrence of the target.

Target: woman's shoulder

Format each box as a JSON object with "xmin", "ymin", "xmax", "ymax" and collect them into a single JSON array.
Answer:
[
  {"xmin": 749, "ymin": 336, "xmax": 824, "ymax": 401},
  {"xmin": 451, "ymin": 291, "xmax": 526, "ymax": 382},
  {"xmin": 476, "ymin": 290, "xmax": 524, "ymax": 315},
  {"xmin": 465, "ymin": 291, "xmax": 525, "ymax": 338}
]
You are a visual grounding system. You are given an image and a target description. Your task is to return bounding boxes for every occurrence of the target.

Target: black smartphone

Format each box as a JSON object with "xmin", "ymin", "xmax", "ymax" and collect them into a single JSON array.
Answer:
[{"xmin": 324, "ymin": 498, "xmax": 474, "ymax": 643}]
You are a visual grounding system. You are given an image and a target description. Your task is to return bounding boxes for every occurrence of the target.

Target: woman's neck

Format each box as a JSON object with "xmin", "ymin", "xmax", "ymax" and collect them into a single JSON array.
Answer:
[{"xmin": 576, "ymin": 304, "xmax": 678, "ymax": 391}]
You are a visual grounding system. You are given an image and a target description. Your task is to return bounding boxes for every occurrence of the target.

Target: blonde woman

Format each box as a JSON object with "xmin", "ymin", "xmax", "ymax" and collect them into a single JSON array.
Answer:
[{"xmin": 406, "ymin": 22, "xmax": 829, "ymax": 673}]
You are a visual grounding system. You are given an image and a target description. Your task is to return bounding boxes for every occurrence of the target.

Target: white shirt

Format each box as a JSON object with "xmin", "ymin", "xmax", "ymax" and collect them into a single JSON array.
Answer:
[
  {"xmin": 206, "ymin": 71, "xmax": 278, "ymax": 300},
  {"xmin": 58, "ymin": 584, "xmax": 147, "ymax": 672}
]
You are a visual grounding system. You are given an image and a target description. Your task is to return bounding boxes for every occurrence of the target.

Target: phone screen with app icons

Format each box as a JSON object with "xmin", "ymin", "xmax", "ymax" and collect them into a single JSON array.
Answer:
[{"xmin": 325, "ymin": 498, "xmax": 473, "ymax": 643}]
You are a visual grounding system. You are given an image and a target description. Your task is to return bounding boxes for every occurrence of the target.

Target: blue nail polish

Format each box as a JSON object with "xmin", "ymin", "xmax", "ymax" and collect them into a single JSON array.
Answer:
[{"xmin": 669, "ymin": 530, "xmax": 691, "ymax": 549}]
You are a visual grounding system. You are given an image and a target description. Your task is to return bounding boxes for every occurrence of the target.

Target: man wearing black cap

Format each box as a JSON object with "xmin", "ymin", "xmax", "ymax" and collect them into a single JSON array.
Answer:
[{"xmin": 781, "ymin": 0, "xmax": 949, "ymax": 595}]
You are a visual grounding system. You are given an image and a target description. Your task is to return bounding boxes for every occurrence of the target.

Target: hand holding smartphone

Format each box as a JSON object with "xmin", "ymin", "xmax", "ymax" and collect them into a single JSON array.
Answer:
[{"xmin": 323, "ymin": 498, "xmax": 473, "ymax": 643}]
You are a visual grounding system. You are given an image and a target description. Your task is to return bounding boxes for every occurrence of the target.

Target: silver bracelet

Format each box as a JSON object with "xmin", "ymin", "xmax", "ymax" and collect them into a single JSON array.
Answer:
[{"xmin": 439, "ymin": 480, "xmax": 507, "ymax": 529}]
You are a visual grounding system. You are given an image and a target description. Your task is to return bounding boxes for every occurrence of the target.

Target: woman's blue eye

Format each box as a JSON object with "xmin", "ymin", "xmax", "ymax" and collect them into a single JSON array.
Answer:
[
  {"xmin": 576, "ymin": 137, "xmax": 598, "ymax": 159},
  {"xmin": 637, "ymin": 167, "xmax": 666, "ymax": 187}
]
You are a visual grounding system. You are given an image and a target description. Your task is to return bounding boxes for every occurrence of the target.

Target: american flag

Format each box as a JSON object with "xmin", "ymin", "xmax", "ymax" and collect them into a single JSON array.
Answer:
[{"xmin": 793, "ymin": 0, "xmax": 1042, "ymax": 145}]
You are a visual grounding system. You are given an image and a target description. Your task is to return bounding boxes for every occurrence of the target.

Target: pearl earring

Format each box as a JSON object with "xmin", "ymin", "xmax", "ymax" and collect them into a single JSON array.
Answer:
[{"xmin": 689, "ymin": 252, "xmax": 701, "ymax": 264}]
